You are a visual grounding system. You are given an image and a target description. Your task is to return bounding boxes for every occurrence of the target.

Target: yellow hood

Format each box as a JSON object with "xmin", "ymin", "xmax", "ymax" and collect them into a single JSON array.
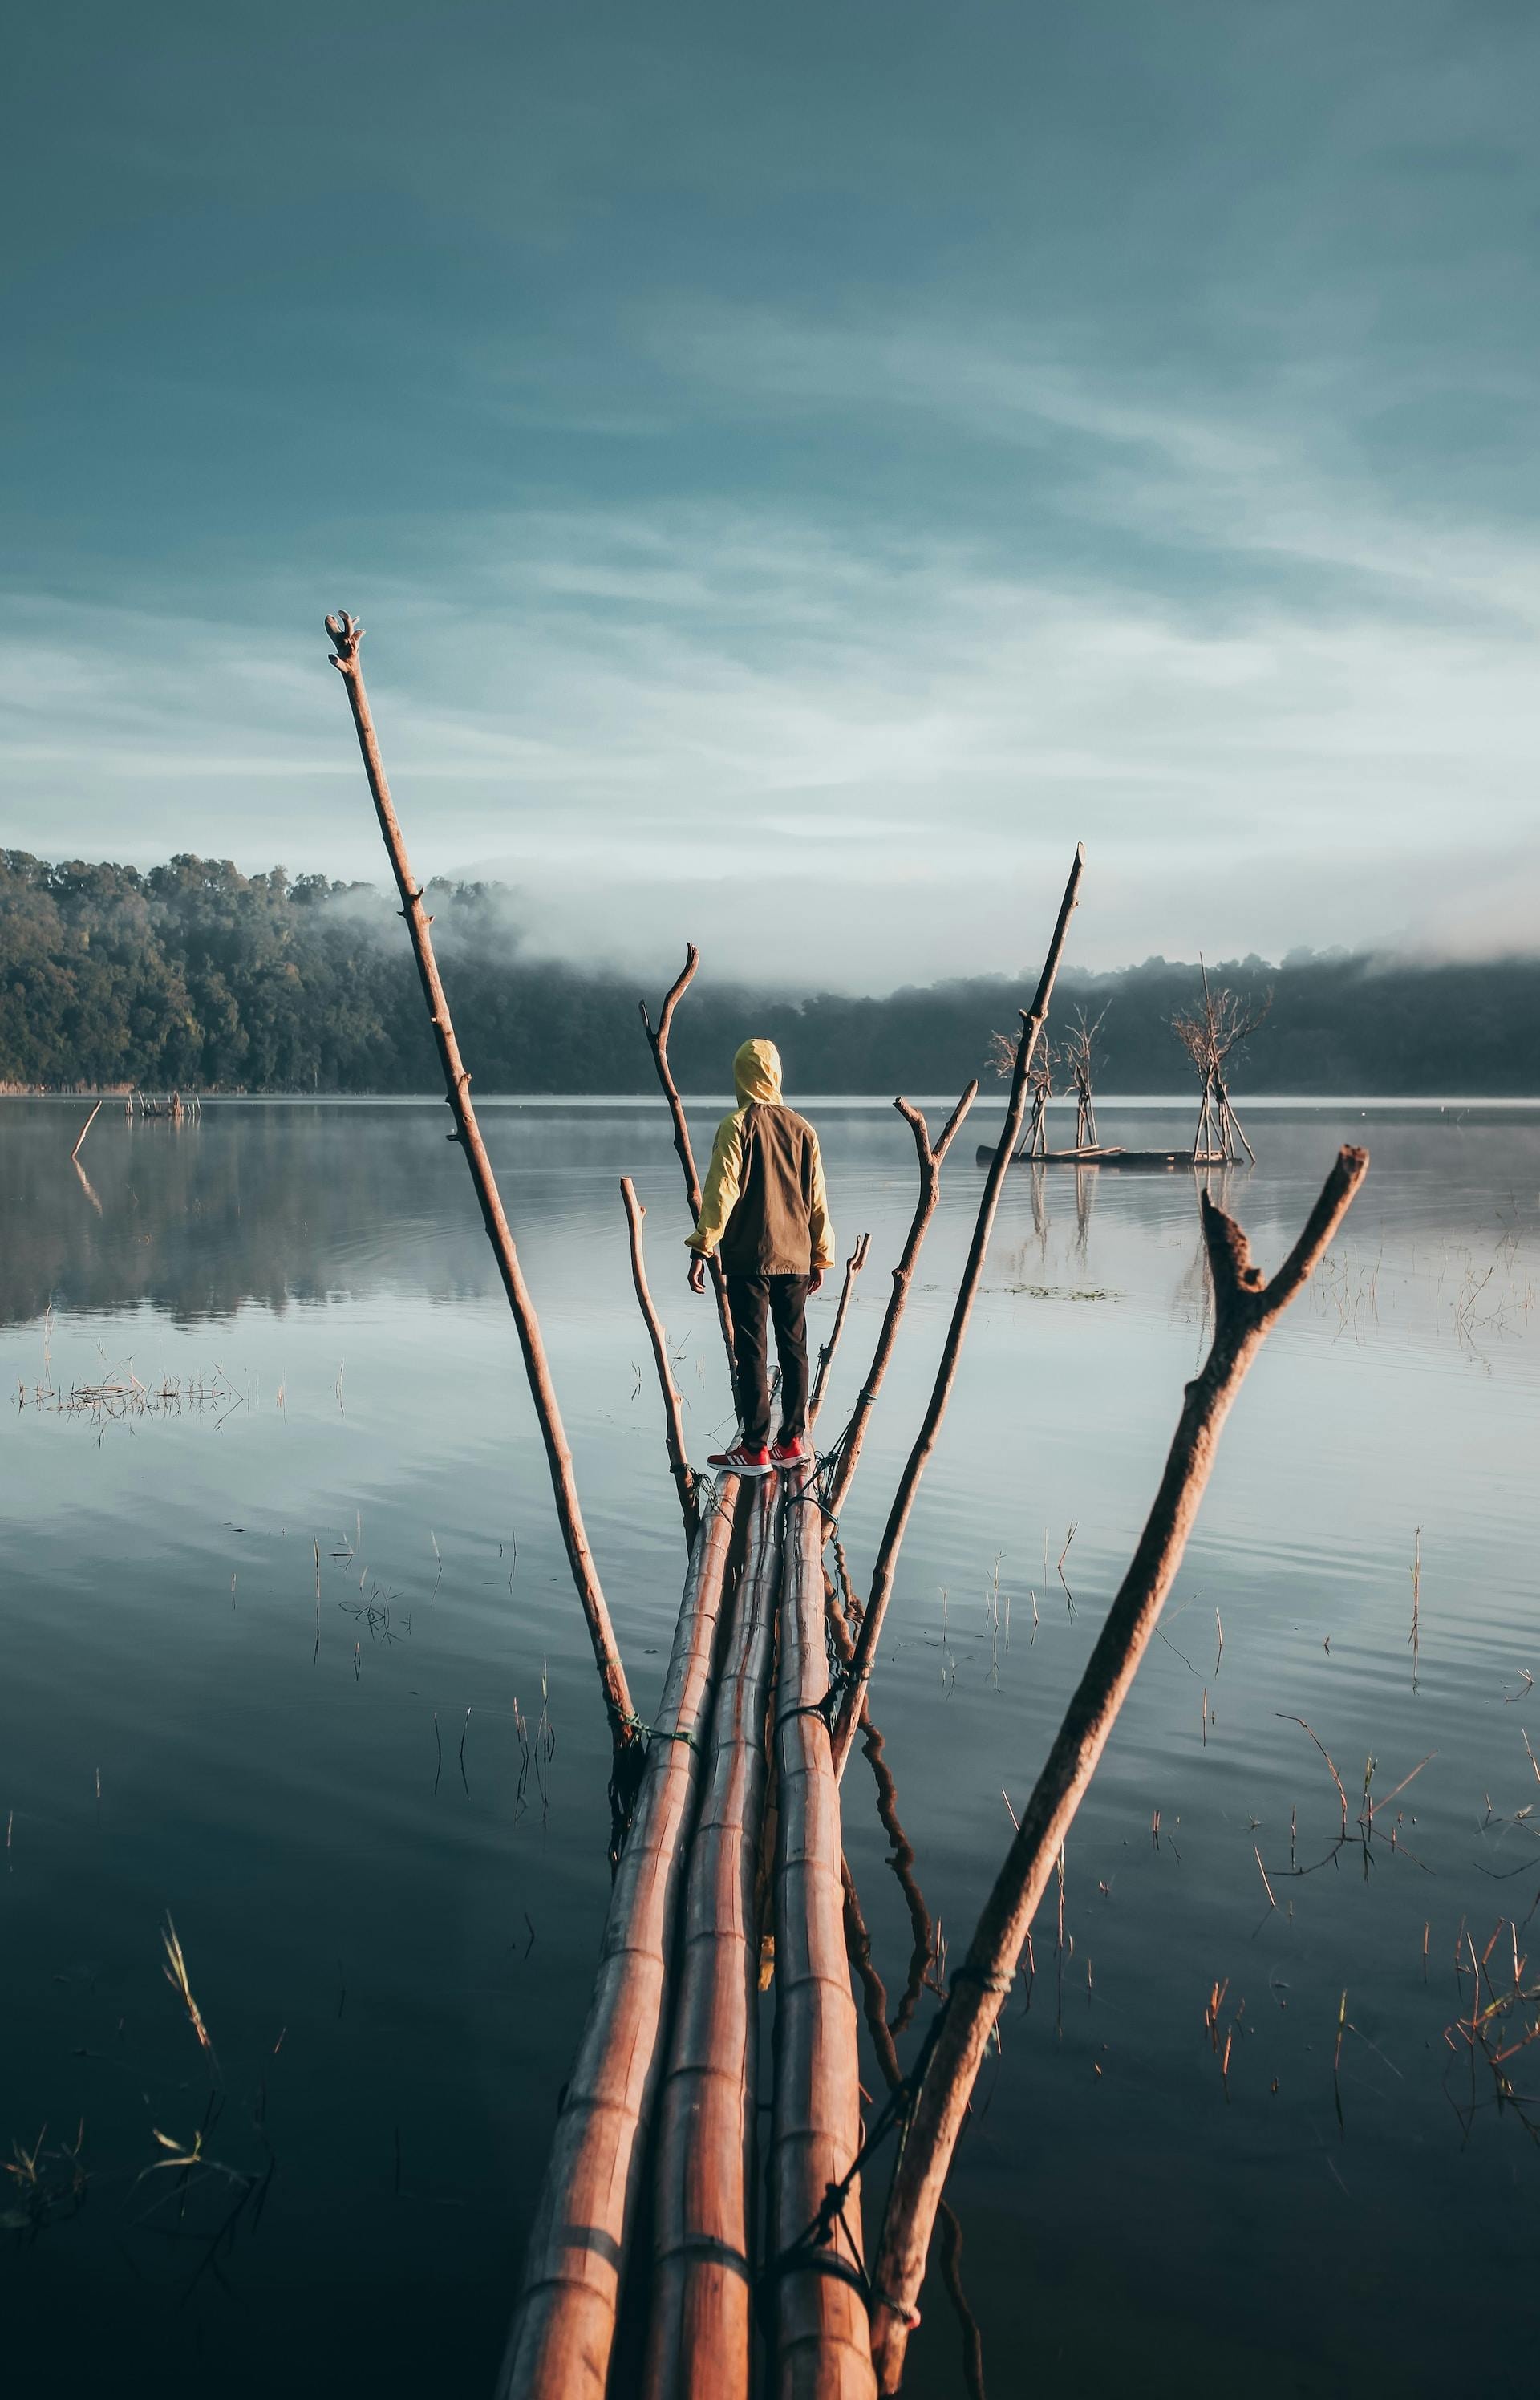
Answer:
[{"xmin": 733, "ymin": 1038, "xmax": 784, "ymax": 1106}]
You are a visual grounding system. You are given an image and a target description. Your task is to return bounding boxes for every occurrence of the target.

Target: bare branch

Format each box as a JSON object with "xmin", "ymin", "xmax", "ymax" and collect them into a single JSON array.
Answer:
[
  {"xmin": 866, "ymin": 1145, "xmax": 1369, "ymax": 2392},
  {"xmin": 831, "ymin": 845, "xmax": 1086, "ymax": 1772},
  {"xmin": 638, "ymin": 946, "xmax": 736, "ymax": 1373},
  {"xmin": 620, "ymin": 1178, "xmax": 699, "ymax": 1546},
  {"xmin": 322, "ymin": 614, "xmax": 638, "ymax": 1761},
  {"xmin": 823, "ymin": 1081, "xmax": 978, "ymax": 1520},
  {"xmin": 810, "ymin": 1231, "xmax": 871, "ymax": 1427}
]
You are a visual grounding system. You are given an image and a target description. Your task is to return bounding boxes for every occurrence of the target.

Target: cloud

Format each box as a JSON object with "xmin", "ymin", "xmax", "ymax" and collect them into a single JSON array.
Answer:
[{"xmin": 4, "ymin": 364, "xmax": 1536, "ymax": 987}]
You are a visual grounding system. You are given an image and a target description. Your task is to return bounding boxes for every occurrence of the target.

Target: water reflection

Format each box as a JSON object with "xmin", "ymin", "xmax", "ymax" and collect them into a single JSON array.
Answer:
[{"xmin": 1, "ymin": 1097, "xmax": 1538, "ymax": 2397}]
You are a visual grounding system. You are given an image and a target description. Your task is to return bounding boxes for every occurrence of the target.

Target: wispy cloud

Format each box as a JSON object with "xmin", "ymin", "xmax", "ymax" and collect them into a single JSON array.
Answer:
[{"xmin": 7, "ymin": 0, "xmax": 1538, "ymax": 985}]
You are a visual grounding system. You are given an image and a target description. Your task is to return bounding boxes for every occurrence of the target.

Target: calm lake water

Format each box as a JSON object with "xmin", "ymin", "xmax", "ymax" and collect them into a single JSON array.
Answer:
[{"xmin": 2, "ymin": 1093, "xmax": 1538, "ymax": 2395}]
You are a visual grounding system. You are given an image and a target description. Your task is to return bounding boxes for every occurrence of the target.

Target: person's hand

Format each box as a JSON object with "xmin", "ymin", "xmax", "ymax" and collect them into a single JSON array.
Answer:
[
  {"xmin": 687, "ymin": 1253, "xmax": 707, "ymax": 1295},
  {"xmin": 808, "ymin": 1268, "xmax": 825, "ymax": 1297}
]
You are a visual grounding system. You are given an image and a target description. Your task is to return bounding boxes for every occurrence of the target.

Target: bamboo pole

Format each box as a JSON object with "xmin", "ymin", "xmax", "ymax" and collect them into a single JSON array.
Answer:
[
  {"xmin": 498, "ymin": 1478, "xmax": 744, "ymax": 2400},
  {"xmin": 867, "ymin": 1147, "xmax": 1369, "ymax": 2392},
  {"xmin": 831, "ymin": 845, "xmax": 1085, "ymax": 1774},
  {"xmin": 643, "ymin": 1480, "xmax": 781, "ymax": 2398},
  {"xmin": 622, "ymin": 1177, "xmax": 700, "ymax": 1547},
  {"xmin": 322, "ymin": 614, "xmax": 638, "ymax": 1757},
  {"xmin": 822, "ymin": 1086, "xmax": 976, "ymax": 1522},
  {"xmin": 768, "ymin": 1490, "xmax": 877, "ymax": 2400},
  {"xmin": 809, "ymin": 1233, "xmax": 870, "ymax": 1429},
  {"xmin": 640, "ymin": 946, "xmax": 736, "ymax": 1372}
]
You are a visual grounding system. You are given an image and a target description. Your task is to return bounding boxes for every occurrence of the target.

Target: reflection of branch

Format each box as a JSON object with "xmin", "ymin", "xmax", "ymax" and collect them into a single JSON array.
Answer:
[
  {"xmin": 935, "ymin": 2200, "xmax": 988, "ymax": 2400},
  {"xmin": 833, "ymin": 845, "xmax": 1086, "ymax": 1775},
  {"xmin": 825, "ymin": 1567, "xmax": 935, "ymax": 2030},
  {"xmin": 810, "ymin": 1232, "xmax": 870, "ymax": 1427},
  {"xmin": 825, "ymin": 1084, "xmax": 976, "ymax": 1520},
  {"xmin": 842, "ymin": 1863, "xmax": 986, "ymax": 2400},
  {"xmin": 72, "ymin": 1157, "xmax": 103, "ymax": 1216},
  {"xmin": 869, "ymin": 1146, "xmax": 1370, "ymax": 2394},
  {"xmin": 842, "ymin": 1857, "xmax": 902, "ymax": 2086},
  {"xmin": 863, "ymin": 1718, "xmax": 935, "ymax": 2036},
  {"xmin": 620, "ymin": 1178, "xmax": 699, "ymax": 1545},
  {"xmin": 323, "ymin": 613, "xmax": 638, "ymax": 1763},
  {"xmin": 638, "ymin": 947, "xmax": 736, "ymax": 1374}
]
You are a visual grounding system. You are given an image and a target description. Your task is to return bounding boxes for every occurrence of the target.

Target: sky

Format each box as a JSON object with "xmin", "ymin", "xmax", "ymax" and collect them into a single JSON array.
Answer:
[{"xmin": 5, "ymin": 2, "xmax": 1537, "ymax": 989}]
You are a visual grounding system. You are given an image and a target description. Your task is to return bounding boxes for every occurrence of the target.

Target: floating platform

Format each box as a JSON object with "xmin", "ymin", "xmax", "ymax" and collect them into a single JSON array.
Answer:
[{"xmin": 979, "ymin": 1143, "xmax": 1230, "ymax": 1170}]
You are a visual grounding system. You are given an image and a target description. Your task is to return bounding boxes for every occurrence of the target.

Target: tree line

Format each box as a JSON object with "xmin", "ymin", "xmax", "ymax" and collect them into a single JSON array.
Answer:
[{"xmin": 3, "ymin": 849, "xmax": 1537, "ymax": 1097}]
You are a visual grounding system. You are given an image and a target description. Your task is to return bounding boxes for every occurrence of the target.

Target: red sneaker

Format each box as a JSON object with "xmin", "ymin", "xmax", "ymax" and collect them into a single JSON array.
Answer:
[
  {"xmin": 706, "ymin": 1442, "xmax": 772, "ymax": 1478},
  {"xmin": 770, "ymin": 1435, "xmax": 808, "ymax": 1469}
]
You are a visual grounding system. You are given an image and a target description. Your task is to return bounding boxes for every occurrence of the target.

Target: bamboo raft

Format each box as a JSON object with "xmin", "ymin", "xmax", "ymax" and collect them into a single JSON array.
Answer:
[
  {"xmin": 322, "ymin": 612, "xmax": 1369, "ymax": 2396},
  {"xmin": 979, "ymin": 1143, "xmax": 1229, "ymax": 1169}
]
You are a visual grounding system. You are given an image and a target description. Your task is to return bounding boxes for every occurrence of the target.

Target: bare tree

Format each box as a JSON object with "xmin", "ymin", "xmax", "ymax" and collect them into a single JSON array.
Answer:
[
  {"xmin": 1060, "ymin": 1004, "xmax": 1108, "ymax": 1149},
  {"xmin": 1171, "ymin": 960, "xmax": 1270, "ymax": 1162},
  {"xmin": 991, "ymin": 1029, "xmax": 1056, "ymax": 1159}
]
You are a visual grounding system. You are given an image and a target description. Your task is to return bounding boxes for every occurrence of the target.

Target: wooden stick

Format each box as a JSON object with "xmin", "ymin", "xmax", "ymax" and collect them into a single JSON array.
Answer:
[
  {"xmin": 831, "ymin": 846, "xmax": 1086, "ymax": 1773},
  {"xmin": 71, "ymin": 1099, "xmax": 103, "ymax": 1161},
  {"xmin": 823, "ymin": 1086, "xmax": 976, "ymax": 1522},
  {"xmin": 323, "ymin": 614, "xmax": 638, "ymax": 1755},
  {"xmin": 622, "ymin": 1177, "xmax": 700, "ymax": 1547},
  {"xmin": 867, "ymin": 1146, "xmax": 1369, "ymax": 2392},
  {"xmin": 498, "ymin": 1479, "xmax": 744, "ymax": 2400},
  {"xmin": 810, "ymin": 1233, "xmax": 871, "ymax": 1429},
  {"xmin": 643, "ymin": 1482, "xmax": 780, "ymax": 2398},
  {"xmin": 768, "ymin": 1491, "xmax": 877, "ymax": 2399},
  {"xmin": 640, "ymin": 946, "xmax": 736, "ymax": 1372}
]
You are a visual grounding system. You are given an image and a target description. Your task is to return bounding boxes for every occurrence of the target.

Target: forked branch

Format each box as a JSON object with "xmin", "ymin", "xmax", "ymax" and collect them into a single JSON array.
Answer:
[
  {"xmin": 866, "ymin": 1144, "xmax": 1369, "ymax": 2392},
  {"xmin": 639, "ymin": 947, "xmax": 736, "ymax": 1372},
  {"xmin": 823, "ymin": 1082, "xmax": 977, "ymax": 1520}
]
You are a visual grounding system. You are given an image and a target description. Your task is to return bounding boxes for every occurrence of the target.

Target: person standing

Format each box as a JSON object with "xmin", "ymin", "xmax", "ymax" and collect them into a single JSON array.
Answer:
[{"xmin": 686, "ymin": 1037, "xmax": 834, "ymax": 1474}]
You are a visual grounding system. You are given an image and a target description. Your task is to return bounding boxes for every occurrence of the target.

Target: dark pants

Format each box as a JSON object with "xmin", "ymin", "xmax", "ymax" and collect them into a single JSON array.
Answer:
[{"xmin": 726, "ymin": 1274, "xmax": 812, "ymax": 1448}]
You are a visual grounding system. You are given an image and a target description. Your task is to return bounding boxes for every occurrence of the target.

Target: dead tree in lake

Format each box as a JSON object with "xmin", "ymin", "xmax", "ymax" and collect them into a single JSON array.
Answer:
[
  {"xmin": 990, "ymin": 1028, "xmax": 1055, "ymax": 1159},
  {"xmin": 1172, "ymin": 962, "xmax": 1269, "ymax": 1164},
  {"xmin": 1062, "ymin": 1004, "xmax": 1108, "ymax": 1150}
]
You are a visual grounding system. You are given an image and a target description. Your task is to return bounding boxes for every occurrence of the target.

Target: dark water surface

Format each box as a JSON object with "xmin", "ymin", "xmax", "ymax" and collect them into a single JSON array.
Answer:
[{"xmin": 2, "ymin": 1096, "xmax": 1538, "ymax": 2395}]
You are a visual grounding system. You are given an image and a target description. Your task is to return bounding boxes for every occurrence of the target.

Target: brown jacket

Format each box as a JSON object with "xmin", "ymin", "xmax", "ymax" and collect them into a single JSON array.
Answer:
[{"xmin": 686, "ymin": 1039, "xmax": 834, "ymax": 1275}]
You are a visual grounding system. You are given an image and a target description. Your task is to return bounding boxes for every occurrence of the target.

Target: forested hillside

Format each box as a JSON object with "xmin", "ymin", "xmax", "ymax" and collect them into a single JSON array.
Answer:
[{"xmin": 2, "ymin": 849, "xmax": 1537, "ymax": 1096}]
